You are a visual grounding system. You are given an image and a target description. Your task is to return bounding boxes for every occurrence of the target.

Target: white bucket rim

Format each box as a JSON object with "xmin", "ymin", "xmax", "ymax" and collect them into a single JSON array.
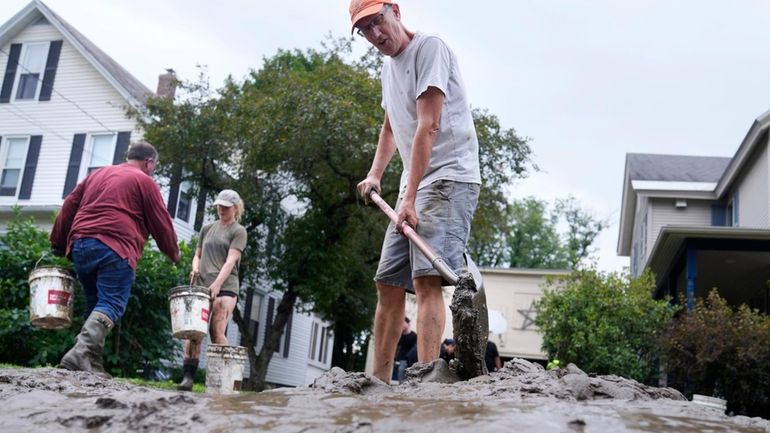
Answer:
[
  {"xmin": 168, "ymin": 285, "xmax": 210, "ymax": 299},
  {"xmin": 28, "ymin": 266, "xmax": 76, "ymax": 281}
]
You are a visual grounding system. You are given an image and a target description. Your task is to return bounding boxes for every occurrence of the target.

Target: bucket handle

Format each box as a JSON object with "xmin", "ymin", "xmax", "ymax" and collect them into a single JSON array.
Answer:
[{"xmin": 34, "ymin": 251, "xmax": 50, "ymax": 269}]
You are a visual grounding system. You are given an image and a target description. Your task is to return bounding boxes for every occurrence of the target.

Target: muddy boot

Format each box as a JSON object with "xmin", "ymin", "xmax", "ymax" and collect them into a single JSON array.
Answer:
[
  {"xmin": 59, "ymin": 311, "xmax": 113, "ymax": 379},
  {"xmin": 177, "ymin": 359, "xmax": 198, "ymax": 391}
]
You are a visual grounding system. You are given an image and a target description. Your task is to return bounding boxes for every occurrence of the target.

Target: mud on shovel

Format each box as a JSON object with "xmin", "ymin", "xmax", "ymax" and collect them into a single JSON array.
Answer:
[{"xmin": 368, "ymin": 190, "xmax": 490, "ymax": 379}]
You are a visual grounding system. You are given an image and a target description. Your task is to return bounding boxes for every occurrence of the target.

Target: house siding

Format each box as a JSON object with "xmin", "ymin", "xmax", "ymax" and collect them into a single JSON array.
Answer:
[
  {"xmin": 649, "ymin": 198, "xmax": 713, "ymax": 239},
  {"xmin": 734, "ymin": 138, "xmax": 768, "ymax": 229},
  {"xmin": 0, "ymin": 23, "xmax": 140, "ymax": 209},
  {"xmin": 204, "ymin": 291, "xmax": 330, "ymax": 387}
]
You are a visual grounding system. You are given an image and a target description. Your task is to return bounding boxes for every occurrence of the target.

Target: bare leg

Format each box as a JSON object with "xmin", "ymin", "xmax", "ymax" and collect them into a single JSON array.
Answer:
[
  {"xmin": 183, "ymin": 337, "xmax": 203, "ymax": 359},
  {"xmin": 373, "ymin": 282, "xmax": 406, "ymax": 383},
  {"xmin": 210, "ymin": 296, "xmax": 237, "ymax": 345},
  {"xmin": 414, "ymin": 276, "xmax": 444, "ymax": 363}
]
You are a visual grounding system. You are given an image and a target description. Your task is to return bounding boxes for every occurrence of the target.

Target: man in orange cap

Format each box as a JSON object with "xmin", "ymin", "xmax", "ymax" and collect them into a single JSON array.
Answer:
[{"xmin": 352, "ymin": 1, "xmax": 481, "ymax": 383}]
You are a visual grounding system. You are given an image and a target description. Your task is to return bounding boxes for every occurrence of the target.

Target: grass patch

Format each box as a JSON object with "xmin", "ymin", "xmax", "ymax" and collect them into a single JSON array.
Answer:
[
  {"xmin": 0, "ymin": 364, "xmax": 22, "ymax": 369},
  {"xmin": 119, "ymin": 377, "xmax": 205, "ymax": 393}
]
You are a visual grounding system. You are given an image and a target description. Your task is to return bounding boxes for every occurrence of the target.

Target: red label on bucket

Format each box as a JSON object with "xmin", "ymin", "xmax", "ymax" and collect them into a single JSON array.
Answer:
[
  {"xmin": 202, "ymin": 308, "xmax": 209, "ymax": 322},
  {"xmin": 48, "ymin": 290, "xmax": 71, "ymax": 306}
]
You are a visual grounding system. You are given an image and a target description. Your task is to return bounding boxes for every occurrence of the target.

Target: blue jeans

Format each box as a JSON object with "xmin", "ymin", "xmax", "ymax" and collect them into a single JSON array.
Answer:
[{"xmin": 71, "ymin": 238, "xmax": 135, "ymax": 323}]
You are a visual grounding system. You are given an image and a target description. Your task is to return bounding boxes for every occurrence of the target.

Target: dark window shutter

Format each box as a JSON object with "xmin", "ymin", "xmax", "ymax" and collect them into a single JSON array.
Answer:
[
  {"xmin": 167, "ymin": 165, "xmax": 183, "ymax": 216},
  {"xmin": 63, "ymin": 133, "xmax": 85, "ymax": 198},
  {"xmin": 0, "ymin": 43, "xmax": 22, "ymax": 103},
  {"xmin": 282, "ymin": 311, "xmax": 293, "ymax": 358},
  {"xmin": 18, "ymin": 135, "xmax": 42, "ymax": 199},
  {"xmin": 38, "ymin": 40, "xmax": 62, "ymax": 101},
  {"xmin": 711, "ymin": 204, "xmax": 726, "ymax": 226},
  {"xmin": 264, "ymin": 297, "xmax": 274, "ymax": 345},
  {"xmin": 112, "ymin": 131, "xmax": 130, "ymax": 164}
]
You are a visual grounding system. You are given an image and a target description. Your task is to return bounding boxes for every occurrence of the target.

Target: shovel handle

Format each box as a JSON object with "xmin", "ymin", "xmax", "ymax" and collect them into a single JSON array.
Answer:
[{"xmin": 368, "ymin": 190, "xmax": 459, "ymax": 285}]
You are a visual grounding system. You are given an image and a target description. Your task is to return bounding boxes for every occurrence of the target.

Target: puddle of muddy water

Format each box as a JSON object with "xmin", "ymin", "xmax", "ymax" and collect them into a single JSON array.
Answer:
[{"xmin": 201, "ymin": 391, "xmax": 770, "ymax": 433}]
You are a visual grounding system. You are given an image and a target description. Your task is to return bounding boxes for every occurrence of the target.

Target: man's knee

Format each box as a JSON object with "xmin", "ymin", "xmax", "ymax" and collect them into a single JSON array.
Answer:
[{"xmin": 413, "ymin": 276, "xmax": 442, "ymax": 297}]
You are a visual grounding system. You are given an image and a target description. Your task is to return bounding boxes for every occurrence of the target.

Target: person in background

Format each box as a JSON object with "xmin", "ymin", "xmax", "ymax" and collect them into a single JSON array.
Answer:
[
  {"xmin": 439, "ymin": 338, "xmax": 456, "ymax": 363},
  {"xmin": 177, "ymin": 189, "xmax": 248, "ymax": 391},
  {"xmin": 485, "ymin": 338, "xmax": 502, "ymax": 373},
  {"xmin": 351, "ymin": 0, "xmax": 481, "ymax": 384},
  {"xmin": 394, "ymin": 316, "xmax": 417, "ymax": 381},
  {"xmin": 50, "ymin": 141, "xmax": 180, "ymax": 378}
]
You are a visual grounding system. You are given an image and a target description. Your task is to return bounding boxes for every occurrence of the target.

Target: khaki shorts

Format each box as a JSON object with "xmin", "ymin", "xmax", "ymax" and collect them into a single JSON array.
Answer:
[{"xmin": 374, "ymin": 180, "xmax": 480, "ymax": 293}]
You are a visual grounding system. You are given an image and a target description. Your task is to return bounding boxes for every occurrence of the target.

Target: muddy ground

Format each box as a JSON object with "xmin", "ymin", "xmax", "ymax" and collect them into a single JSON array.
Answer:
[{"xmin": 1, "ymin": 359, "xmax": 769, "ymax": 433}]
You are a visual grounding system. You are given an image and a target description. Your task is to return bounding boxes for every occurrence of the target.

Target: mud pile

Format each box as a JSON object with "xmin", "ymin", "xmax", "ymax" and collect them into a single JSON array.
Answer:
[{"xmin": 2, "ymin": 360, "xmax": 769, "ymax": 432}]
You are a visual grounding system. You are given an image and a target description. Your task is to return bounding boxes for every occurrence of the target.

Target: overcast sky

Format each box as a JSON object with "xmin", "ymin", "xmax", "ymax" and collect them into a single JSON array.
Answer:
[{"xmin": 5, "ymin": 0, "xmax": 770, "ymax": 273}]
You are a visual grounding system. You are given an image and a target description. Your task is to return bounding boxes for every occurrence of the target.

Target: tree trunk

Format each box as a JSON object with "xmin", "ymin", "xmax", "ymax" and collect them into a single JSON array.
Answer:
[
  {"xmin": 234, "ymin": 287, "xmax": 299, "ymax": 392},
  {"xmin": 331, "ymin": 320, "xmax": 357, "ymax": 372}
]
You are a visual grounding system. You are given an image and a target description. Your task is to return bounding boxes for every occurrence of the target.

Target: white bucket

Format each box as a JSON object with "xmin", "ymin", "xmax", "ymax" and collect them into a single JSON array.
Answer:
[
  {"xmin": 28, "ymin": 266, "xmax": 77, "ymax": 329},
  {"xmin": 168, "ymin": 285, "xmax": 210, "ymax": 340},
  {"xmin": 205, "ymin": 344, "xmax": 247, "ymax": 394}
]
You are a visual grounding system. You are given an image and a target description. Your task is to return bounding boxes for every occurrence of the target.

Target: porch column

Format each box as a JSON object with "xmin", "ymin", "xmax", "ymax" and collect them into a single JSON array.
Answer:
[{"xmin": 686, "ymin": 244, "xmax": 697, "ymax": 311}]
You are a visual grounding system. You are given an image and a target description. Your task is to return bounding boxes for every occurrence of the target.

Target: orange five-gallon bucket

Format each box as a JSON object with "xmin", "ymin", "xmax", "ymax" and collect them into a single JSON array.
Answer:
[{"xmin": 28, "ymin": 266, "xmax": 77, "ymax": 329}]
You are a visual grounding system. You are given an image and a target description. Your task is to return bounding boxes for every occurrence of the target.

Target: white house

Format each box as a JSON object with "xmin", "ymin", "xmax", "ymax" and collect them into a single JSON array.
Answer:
[
  {"xmin": 617, "ymin": 110, "xmax": 770, "ymax": 312},
  {"xmin": 0, "ymin": 0, "xmax": 333, "ymax": 386}
]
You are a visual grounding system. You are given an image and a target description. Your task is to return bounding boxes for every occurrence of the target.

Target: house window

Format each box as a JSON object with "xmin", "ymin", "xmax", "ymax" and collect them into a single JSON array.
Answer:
[
  {"xmin": 308, "ymin": 321, "xmax": 333, "ymax": 366},
  {"xmin": 175, "ymin": 181, "xmax": 193, "ymax": 223},
  {"xmin": 726, "ymin": 200, "xmax": 735, "ymax": 227},
  {"xmin": 14, "ymin": 43, "xmax": 48, "ymax": 100},
  {"xmin": 79, "ymin": 133, "xmax": 116, "ymax": 179},
  {"xmin": 264, "ymin": 297, "xmax": 292, "ymax": 357},
  {"xmin": 0, "ymin": 137, "xmax": 29, "ymax": 196},
  {"xmin": 242, "ymin": 293, "xmax": 263, "ymax": 348}
]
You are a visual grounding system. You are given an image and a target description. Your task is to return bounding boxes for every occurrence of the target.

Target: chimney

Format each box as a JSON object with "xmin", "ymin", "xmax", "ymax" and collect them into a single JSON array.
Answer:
[{"xmin": 156, "ymin": 68, "xmax": 177, "ymax": 99}]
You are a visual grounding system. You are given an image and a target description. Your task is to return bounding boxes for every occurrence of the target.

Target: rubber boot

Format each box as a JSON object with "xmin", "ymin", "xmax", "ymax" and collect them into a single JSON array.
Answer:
[
  {"xmin": 59, "ymin": 311, "xmax": 114, "ymax": 379},
  {"xmin": 177, "ymin": 359, "xmax": 198, "ymax": 391}
]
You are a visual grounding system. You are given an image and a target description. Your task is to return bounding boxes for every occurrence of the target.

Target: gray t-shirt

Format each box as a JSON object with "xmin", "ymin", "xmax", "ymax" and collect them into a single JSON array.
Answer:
[
  {"xmin": 381, "ymin": 32, "xmax": 481, "ymax": 191},
  {"xmin": 198, "ymin": 221, "xmax": 247, "ymax": 294}
]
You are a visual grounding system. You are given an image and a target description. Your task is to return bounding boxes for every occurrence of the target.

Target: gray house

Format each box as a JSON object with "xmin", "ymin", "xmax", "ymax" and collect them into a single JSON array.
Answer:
[{"xmin": 617, "ymin": 111, "xmax": 770, "ymax": 312}]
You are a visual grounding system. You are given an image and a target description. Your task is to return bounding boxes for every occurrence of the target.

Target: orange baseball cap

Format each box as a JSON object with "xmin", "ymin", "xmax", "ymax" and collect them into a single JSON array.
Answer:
[{"xmin": 349, "ymin": 0, "xmax": 394, "ymax": 34}]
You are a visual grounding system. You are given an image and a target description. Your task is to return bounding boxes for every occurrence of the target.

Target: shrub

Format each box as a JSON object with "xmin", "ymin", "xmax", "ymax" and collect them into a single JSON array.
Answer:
[
  {"xmin": 0, "ymin": 210, "xmax": 78, "ymax": 365},
  {"xmin": 535, "ymin": 268, "xmax": 677, "ymax": 383},
  {"xmin": 658, "ymin": 289, "xmax": 770, "ymax": 417}
]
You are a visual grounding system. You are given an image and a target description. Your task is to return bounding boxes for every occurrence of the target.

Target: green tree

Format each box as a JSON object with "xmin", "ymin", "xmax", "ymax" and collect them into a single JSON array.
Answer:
[
  {"xmin": 535, "ymin": 268, "xmax": 677, "ymax": 383},
  {"xmin": 471, "ymin": 196, "xmax": 609, "ymax": 269},
  {"xmin": 131, "ymin": 68, "xmax": 234, "ymax": 231},
  {"xmin": 0, "ymin": 210, "xmax": 192, "ymax": 376},
  {"xmin": 467, "ymin": 111, "xmax": 534, "ymax": 266}
]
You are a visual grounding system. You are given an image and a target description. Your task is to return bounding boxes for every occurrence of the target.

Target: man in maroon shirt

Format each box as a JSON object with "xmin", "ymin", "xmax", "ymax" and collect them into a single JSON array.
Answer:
[{"xmin": 50, "ymin": 141, "xmax": 180, "ymax": 378}]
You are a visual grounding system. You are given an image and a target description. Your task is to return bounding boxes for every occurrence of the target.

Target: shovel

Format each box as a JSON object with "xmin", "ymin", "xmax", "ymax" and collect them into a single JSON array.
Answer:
[{"xmin": 368, "ymin": 190, "xmax": 490, "ymax": 379}]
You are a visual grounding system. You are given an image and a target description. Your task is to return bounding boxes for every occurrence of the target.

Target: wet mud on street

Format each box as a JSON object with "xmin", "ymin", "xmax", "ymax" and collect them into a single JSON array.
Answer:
[{"xmin": 2, "ymin": 359, "xmax": 769, "ymax": 433}]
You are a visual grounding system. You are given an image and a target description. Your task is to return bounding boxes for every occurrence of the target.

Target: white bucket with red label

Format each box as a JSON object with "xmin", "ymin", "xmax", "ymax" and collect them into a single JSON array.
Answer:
[
  {"xmin": 28, "ymin": 266, "xmax": 77, "ymax": 329},
  {"xmin": 168, "ymin": 285, "xmax": 210, "ymax": 339},
  {"xmin": 205, "ymin": 344, "xmax": 247, "ymax": 394}
]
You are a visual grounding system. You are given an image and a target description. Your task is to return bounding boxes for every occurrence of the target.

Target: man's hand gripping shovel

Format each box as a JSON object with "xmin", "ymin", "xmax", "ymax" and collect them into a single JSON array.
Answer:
[{"xmin": 368, "ymin": 190, "xmax": 490, "ymax": 379}]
